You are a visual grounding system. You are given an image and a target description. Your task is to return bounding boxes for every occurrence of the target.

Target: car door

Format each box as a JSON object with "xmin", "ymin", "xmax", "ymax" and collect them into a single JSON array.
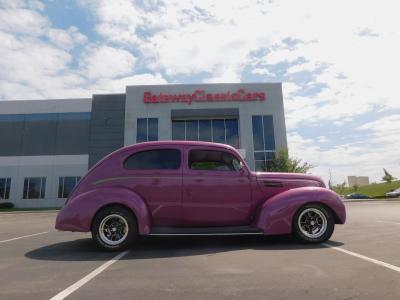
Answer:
[
  {"xmin": 182, "ymin": 146, "xmax": 252, "ymax": 226},
  {"xmin": 123, "ymin": 145, "xmax": 183, "ymax": 226}
]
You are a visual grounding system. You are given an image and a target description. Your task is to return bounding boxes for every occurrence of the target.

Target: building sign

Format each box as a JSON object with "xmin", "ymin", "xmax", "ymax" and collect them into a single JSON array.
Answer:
[{"xmin": 143, "ymin": 89, "xmax": 266, "ymax": 104}]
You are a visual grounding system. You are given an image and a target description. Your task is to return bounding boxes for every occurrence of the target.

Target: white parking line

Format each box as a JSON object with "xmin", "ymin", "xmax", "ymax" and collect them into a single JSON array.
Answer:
[
  {"xmin": 377, "ymin": 220, "xmax": 400, "ymax": 225},
  {"xmin": 323, "ymin": 243, "xmax": 400, "ymax": 273},
  {"xmin": 0, "ymin": 231, "xmax": 49, "ymax": 244},
  {"xmin": 50, "ymin": 250, "xmax": 129, "ymax": 300}
]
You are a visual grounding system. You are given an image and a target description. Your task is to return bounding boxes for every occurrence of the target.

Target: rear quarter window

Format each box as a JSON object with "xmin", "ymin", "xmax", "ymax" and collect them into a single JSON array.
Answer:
[{"xmin": 124, "ymin": 149, "xmax": 181, "ymax": 170}]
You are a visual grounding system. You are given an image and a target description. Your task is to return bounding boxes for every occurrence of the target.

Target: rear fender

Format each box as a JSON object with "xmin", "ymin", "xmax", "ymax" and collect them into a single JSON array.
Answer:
[
  {"xmin": 255, "ymin": 187, "xmax": 346, "ymax": 235},
  {"xmin": 55, "ymin": 187, "xmax": 151, "ymax": 235}
]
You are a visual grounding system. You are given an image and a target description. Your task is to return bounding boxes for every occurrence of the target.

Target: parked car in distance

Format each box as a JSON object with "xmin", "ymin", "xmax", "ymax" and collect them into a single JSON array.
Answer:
[
  {"xmin": 386, "ymin": 188, "xmax": 400, "ymax": 198},
  {"xmin": 56, "ymin": 141, "xmax": 346, "ymax": 251},
  {"xmin": 345, "ymin": 193, "xmax": 371, "ymax": 199}
]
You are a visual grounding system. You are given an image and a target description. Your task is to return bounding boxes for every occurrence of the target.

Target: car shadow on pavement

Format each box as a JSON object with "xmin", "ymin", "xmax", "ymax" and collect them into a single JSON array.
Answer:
[{"xmin": 25, "ymin": 235, "xmax": 344, "ymax": 262}]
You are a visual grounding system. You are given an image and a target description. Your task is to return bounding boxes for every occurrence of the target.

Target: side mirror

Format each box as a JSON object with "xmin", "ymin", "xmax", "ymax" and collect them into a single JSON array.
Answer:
[
  {"xmin": 232, "ymin": 159, "xmax": 243, "ymax": 172},
  {"xmin": 238, "ymin": 161, "xmax": 248, "ymax": 176}
]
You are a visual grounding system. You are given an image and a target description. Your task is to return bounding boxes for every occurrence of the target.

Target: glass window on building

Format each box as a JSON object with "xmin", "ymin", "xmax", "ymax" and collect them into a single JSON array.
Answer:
[
  {"xmin": 23, "ymin": 177, "xmax": 46, "ymax": 199},
  {"xmin": 225, "ymin": 119, "xmax": 239, "ymax": 148},
  {"xmin": 172, "ymin": 120, "xmax": 185, "ymax": 140},
  {"xmin": 172, "ymin": 119, "xmax": 239, "ymax": 148},
  {"xmin": 136, "ymin": 118, "xmax": 158, "ymax": 142},
  {"xmin": 252, "ymin": 115, "xmax": 276, "ymax": 171},
  {"xmin": 58, "ymin": 176, "xmax": 81, "ymax": 199},
  {"xmin": 199, "ymin": 120, "xmax": 212, "ymax": 142},
  {"xmin": 0, "ymin": 178, "xmax": 11, "ymax": 200}
]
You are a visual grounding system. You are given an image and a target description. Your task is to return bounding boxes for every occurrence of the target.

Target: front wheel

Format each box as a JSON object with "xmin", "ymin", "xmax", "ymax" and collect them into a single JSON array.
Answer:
[
  {"xmin": 91, "ymin": 206, "xmax": 138, "ymax": 251},
  {"xmin": 293, "ymin": 204, "xmax": 335, "ymax": 243}
]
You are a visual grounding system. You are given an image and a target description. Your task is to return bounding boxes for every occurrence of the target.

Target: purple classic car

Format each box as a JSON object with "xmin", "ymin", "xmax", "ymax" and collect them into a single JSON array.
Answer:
[{"xmin": 56, "ymin": 141, "xmax": 346, "ymax": 251}]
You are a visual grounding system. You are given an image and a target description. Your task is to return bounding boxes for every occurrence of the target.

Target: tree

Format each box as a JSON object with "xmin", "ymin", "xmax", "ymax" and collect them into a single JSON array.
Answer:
[
  {"xmin": 353, "ymin": 183, "xmax": 359, "ymax": 192},
  {"xmin": 328, "ymin": 168, "xmax": 333, "ymax": 190},
  {"xmin": 267, "ymin": 148, "xmax": 314, "ymax": 173},
  {"xmin": 382, "ymin": 168, "xmax": 396, "ymax": 184},
  {"xmin": 332, "ymin": 181, "xmax": 347, "ymax": 195},
  {"xmin": 328, "ymin": 179, "xmax": 333, "ymax": 190},
  {"xmin": 339, "ymin": 181, "xmax": 347, "ymax": 194}
]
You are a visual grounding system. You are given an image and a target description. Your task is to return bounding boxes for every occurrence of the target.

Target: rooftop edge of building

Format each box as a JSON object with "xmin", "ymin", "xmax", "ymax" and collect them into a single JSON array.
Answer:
[
  {"xmin": 0, "ymin": 98, "xmax": 93, "ymax": 114},
  {"xmin": 125, "ymin": 82, "xmax": 282, "ymax": 90}
]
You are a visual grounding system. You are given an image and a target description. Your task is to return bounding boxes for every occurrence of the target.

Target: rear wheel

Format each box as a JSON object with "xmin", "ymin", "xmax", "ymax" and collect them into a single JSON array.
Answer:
[
  {"xmin": 293, "ymin": 204, "xmax": 334, "ymax": 243},
  {"xmin": 91, "ymin": 206, "xmax": 137, "ymax": 251}
]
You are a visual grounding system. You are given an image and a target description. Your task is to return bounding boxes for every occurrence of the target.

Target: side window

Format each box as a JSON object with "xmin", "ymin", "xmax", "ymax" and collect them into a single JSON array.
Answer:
[
  {"xmin": 189, "ymin": 150, "xmax": 242, "ymax": 171},
  {"xmin": 124, "ymin": 149, "xmax": 181, "ymax": 170}
]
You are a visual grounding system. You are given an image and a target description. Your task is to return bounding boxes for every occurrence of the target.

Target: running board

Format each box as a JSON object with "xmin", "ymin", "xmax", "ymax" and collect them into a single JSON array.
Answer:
[{"xmin": 149, "ymin": 226, "xmax": 264, "ymax": 236}]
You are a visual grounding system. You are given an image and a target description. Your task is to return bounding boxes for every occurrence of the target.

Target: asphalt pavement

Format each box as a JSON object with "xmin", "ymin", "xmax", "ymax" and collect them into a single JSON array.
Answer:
[{"xmin": 0, "ymin": 201, "xmax": 399, "ymax": 299}]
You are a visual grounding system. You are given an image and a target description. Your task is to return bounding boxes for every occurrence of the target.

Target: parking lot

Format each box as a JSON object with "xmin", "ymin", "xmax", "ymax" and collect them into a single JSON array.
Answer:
[{"xmin": 0, "ymin": 201, "xmax": 399, "ymax": 299}]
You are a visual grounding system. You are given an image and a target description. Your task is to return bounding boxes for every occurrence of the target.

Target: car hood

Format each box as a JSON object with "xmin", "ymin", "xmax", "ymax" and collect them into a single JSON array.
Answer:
[
  {"xmin": 250, "ymin": 172, "xmax": 326, "ymax": 202},
  {"xmin": 253, "ymin": 172, "xmax": 326, "ymax": 187}
]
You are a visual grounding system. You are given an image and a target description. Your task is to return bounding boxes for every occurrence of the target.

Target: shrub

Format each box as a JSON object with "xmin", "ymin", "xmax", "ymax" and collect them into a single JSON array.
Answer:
[
  {"xmin": 0, "ymin": 202, "xmax": 14, "ymax": 209},
  {"xmin": 268, "ymin": 148, "xmax": 314, "ymax": 173}
]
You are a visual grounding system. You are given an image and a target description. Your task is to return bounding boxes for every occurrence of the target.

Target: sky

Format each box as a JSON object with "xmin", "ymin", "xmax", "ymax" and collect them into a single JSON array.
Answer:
[{"xmin": 0, "ymin": 0, "xmax": 399, "ymax": 185}]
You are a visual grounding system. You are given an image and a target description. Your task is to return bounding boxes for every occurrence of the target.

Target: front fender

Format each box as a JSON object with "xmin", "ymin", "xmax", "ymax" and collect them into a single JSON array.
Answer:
[
  {"xmin": 55, "ymin": 187, "xmax": 151, "ymax": 235},
  {"xmin": 255, "ymin": 187, "xmax": 346, "ymax": 235}
]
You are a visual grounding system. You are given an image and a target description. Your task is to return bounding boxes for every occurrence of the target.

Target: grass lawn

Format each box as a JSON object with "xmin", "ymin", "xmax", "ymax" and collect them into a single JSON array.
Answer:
[{"xmin": 333, "ymin": 180, "xmax": 400, "ymax": 198}]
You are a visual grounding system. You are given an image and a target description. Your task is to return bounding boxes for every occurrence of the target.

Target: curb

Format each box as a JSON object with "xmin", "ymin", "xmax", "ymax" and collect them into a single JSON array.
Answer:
[
  {"xmin": 0, "ymin": 210, "xmax": 60, "ymax": 214},
  {"xmin": 343, "ymin": 199, "xmax": 400, "ymax": 203}
]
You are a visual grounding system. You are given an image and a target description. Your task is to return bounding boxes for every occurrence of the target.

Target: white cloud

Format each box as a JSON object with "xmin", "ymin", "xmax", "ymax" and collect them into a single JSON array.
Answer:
[
  {"xmin": 79, "ymin": 45, "xmax": 137, "ymax": 79},
  {"xmin": 252, "ymin": 68, "xmax": 274, "ymax": 77},
  {"xmin": 286, "ymin": 61, "xmax": 319, "ymax": 74},
  {"xmin": 288, "ymin": 129, "xmax": 400, "ymax": 185},
  {"xmin": 0, "ymin": 2, "xmax": 131, "ymax": 100},
  {"xmin": 358, "ymin": 115, "xmax": 400, "ymax": 145},
  {"xmin": 1, "ymin": 0, "xmax": 399, "ymax": 184},
  {"xmin": 79, "ymin": 0, "xmax": 400, "ymax": 124},
  {"xmin": 0, "ymin": 31, "xmax": 72, "ymax": 82},
  {"xmin": 90, "ymin": 73, "xmax": 167, "ymax": 94},
  {"xmin": 264, "ymin": 49, "xmax": 301, "ymax": 65},
  {"xmin": 48, "ymin": 26, "xmax": 88, "ymax": 49},
  {"xmin": 282, "ymin": 82, "xmax": 301, "ymax": 98},
  {"xmin": 0, "ymin": 3, "xmax": 166, "ymax": 100},
  {"xmin": 78, "ymin": 0, "xmax": 143, "ymax": 44},
  {"xmin": 80, "ymin": 0, "xmax": 276, "ymax": 79},
  {"xmin": 0, "ymin": 8, "xmax": 48, "ymax": 35},
  {"xmin": 317, "ymin": 136, "xmax": 328, "ymax": 143},
  {"xmin": 358, "ymin": 115, "xmax": 400, "ymax": 132},
  {"xmin": 0, "ymin": 0, "xmax": 44, "ymax": 11}
]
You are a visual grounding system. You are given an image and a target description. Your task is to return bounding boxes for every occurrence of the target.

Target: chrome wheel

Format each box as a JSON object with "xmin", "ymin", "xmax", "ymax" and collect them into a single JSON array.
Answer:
[
  {"xmin": 298, "ymin": 208, "xmax": 327, "ymax": 239},
  {"xmin": 99, "ymin": 214, "xmax": 129, "ymax": 246}
]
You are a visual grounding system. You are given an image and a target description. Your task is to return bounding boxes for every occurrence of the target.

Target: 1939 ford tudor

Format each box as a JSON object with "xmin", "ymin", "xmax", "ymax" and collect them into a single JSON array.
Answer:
[{"xmin": 56, "ymin": 141, "xmax": 346, "ymax": 251}]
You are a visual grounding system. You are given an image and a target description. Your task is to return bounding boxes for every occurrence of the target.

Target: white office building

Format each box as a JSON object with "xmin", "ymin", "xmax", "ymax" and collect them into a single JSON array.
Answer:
[{"xmin": 0, "ymin": 83, "xmax": 287, "ymax": 207}]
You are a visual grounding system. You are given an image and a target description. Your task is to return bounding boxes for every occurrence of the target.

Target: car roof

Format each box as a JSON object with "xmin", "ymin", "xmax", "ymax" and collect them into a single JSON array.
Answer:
[
  {"xmin": 88, "ymin": 140, "xmax": 244, "ymax": 172},
  {"xmin": 121, "ymin": 140, "xmax": 238, "ymax": 152}
]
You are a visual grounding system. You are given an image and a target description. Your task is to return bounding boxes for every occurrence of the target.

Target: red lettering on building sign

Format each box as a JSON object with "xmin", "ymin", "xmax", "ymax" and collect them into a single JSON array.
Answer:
[{"xmin": 143, "ymin": 89, "xmax": 267, "ymax": 104}]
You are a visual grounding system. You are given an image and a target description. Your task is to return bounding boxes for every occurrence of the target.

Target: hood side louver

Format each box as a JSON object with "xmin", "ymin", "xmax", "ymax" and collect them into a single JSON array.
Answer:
[{"xmin": 262, "ymin": 181, "xmax": 284, "ymax": 188}]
